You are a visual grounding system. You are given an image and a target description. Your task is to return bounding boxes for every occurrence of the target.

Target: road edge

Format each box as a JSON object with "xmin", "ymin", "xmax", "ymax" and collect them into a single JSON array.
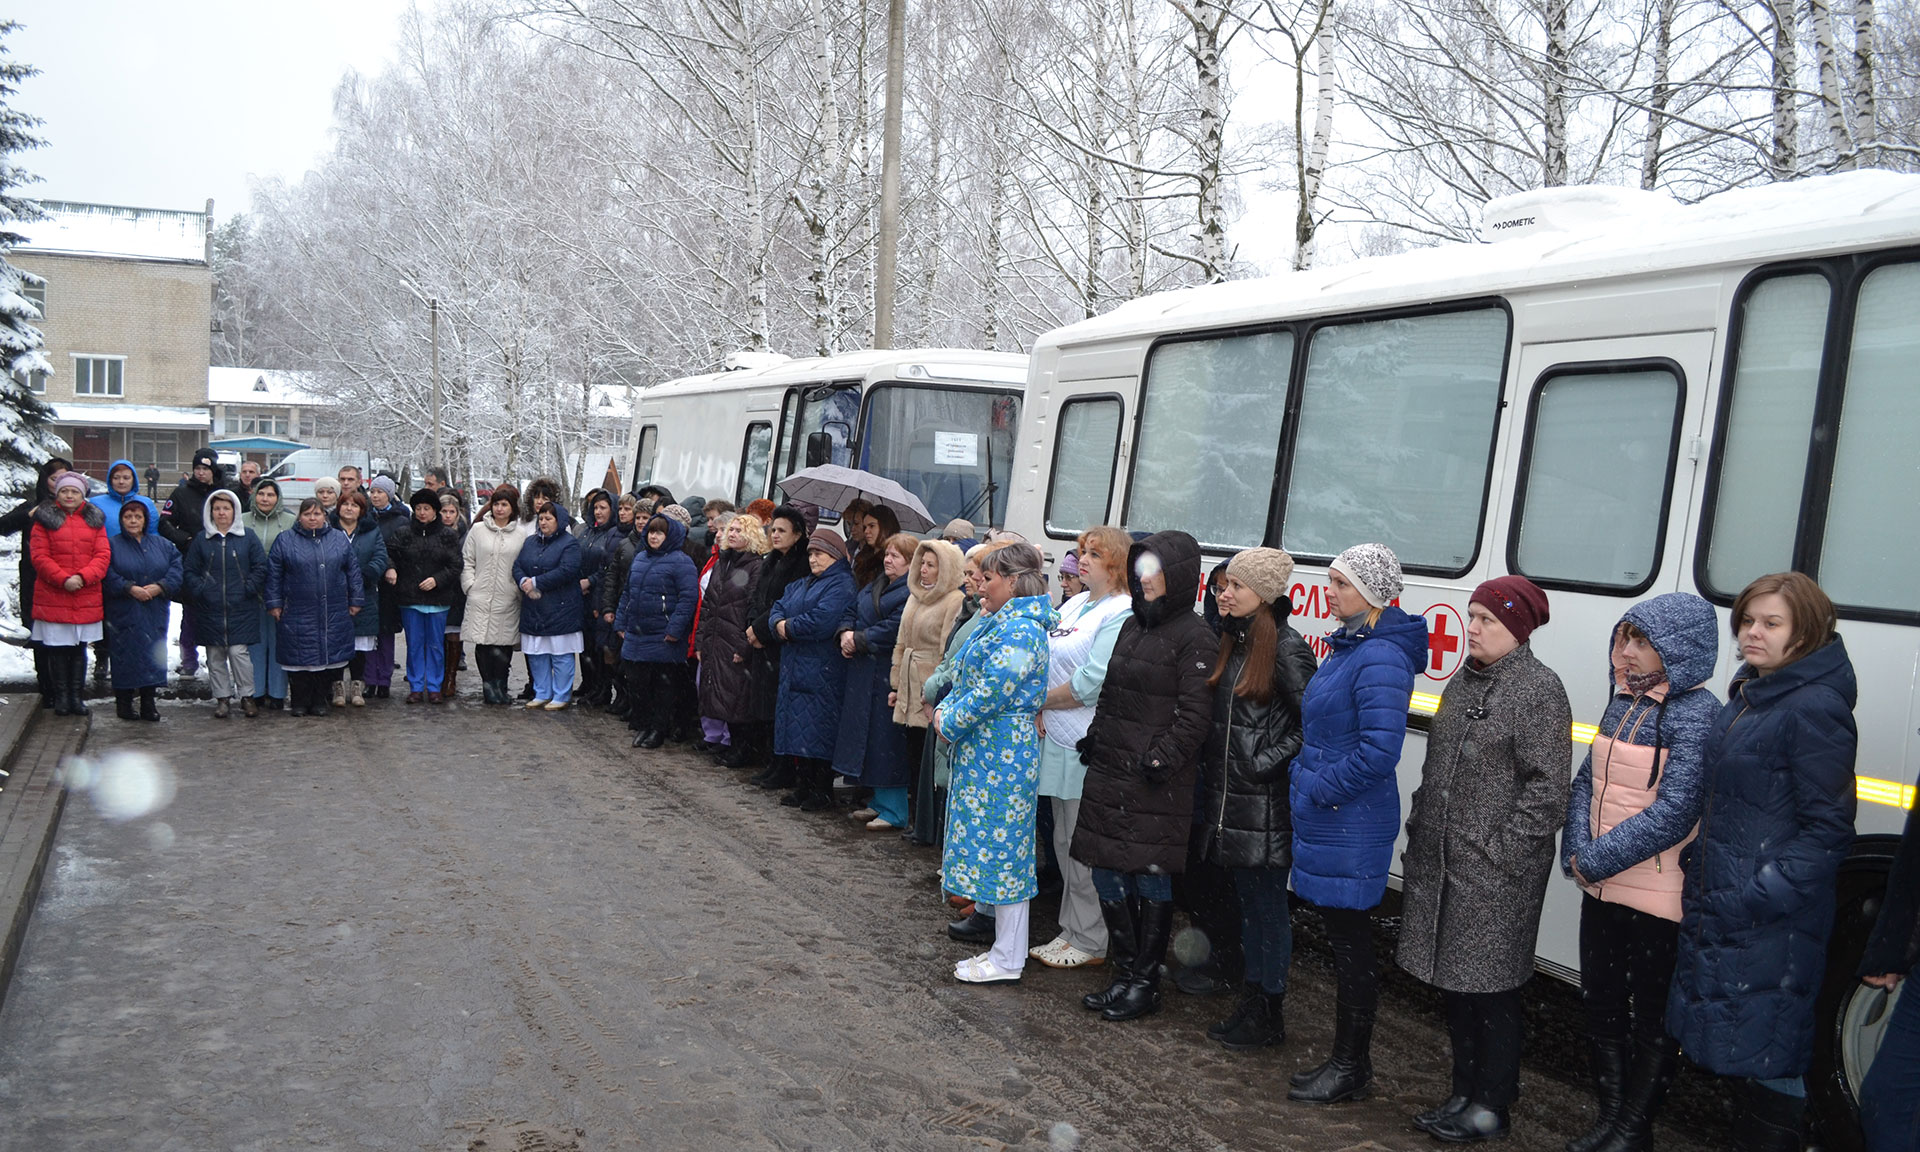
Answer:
[{"xmin": 0, "ymin": 704, "xmax": 86, "ymax": 1014}]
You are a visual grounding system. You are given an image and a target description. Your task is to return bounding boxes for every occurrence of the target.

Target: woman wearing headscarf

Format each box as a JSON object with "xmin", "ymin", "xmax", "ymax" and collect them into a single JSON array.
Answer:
[
  {"xmin": 1194, "ymin": 547, "xmax": 1318, "ymax": 1050},
  {"xmin": 515, "ymin": 502, "xmax": 585, "ymax": 709},
  {"xmin": 890, "ymin": 539, "xmax": 967, "ymax": 843},
  {"xmin": 1396, "ymin": 576, "xmax": 1571, "ymax": 1142},
  {"xmin": 103, "ymin": 499, "xmax": 180, "ymax": 721},
  {"xmin": 387, "ymin": 489, "xmax": 463, "ymax": 703},
  {"xmin": 743, "ymin": 505, "xmax": 814, "ymax": 789},
  {"xmin": 935, "ymin": 541, "xmax": 1054, "ymax": 984},
  {"xmin": 514, "ymin": 477, "xmax": 563, "ymax": 701},
  {"xmin": 86, "ymin": 458, "xmax": 162, "ymax": 685},
  {"xmin": 1287, "ymin": 543, "xmax": 1427, "ymax": 1104},
  {"xmin": 265, "ymin": 498, "xmax": 363, "ymax": 717},
  {"xmin": 312, "ymin": 477, "xmax": 341, "ymax": 518},
  {"xmin": 614, "ymin": 511, "xmax": 698, "ymax": 740},
  {"xmin": 699, "ymin": 513, "xmax": 768, "ymax": 766},
  {"xmin": 29, "ymin": 471, "xmax": 111, "ymax": 716},
  {"xmin": 835, "ymin": 532, "xmax": 916, "ymax": 829},
  {"xmin": 2, "ymin": 456, "xmax": 73, "ymax": 707},
  {"xmin": 241, "ymin": 478, "xmax": 296, "ymax": 709},
  {"xmin": 334, "ymin": 491, "xmax": 393, "ymax": 709},
  {"xmin": 1028, "ymin": 526, "xmax": 1133, "ymax": 971},
  {"xmin": 1667, "ymin": 573, "xmax": 1858, "ymax": 1152},
  {"xmin": 462, "ymin": 484, "xmax": 528, "ymax": 705},
  {"xmin": 767, "ymin": 527, "xmax": 858, "ymax": 810},
  {"xmin": 182, "ymin": 489, "xmax": 267, "ymax": 719},
  {"xmin": 1559, "ymin": 593, "xmax": 1719, "ymax": 1152},
  {"xmin": 1071, "ymin": 530, "xmax": 1217, "ymax": 1019}
]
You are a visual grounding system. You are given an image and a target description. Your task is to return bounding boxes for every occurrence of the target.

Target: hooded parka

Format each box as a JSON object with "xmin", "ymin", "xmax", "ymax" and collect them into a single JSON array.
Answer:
[
  {"xmin": 28, "ymin": 499, "xmax": 112, "ymax": 625},
  {"xmin": 1666, "ymin": 636, "xmax": 1858, "ymax": 1079},
  {"xmin": 181, "ymin": 492, "xmax": 267, "ymax": 646},
  {"xmin": 1071, "ymin": 530, "xmax": 1218, "ymax": 875},
  {"xmin": 890, "ymin": 540, "xmax": 966, "ymax": 727},
  {"xmin": 159, "ymin": 454, "xmax": 244, "ymax": 550},
  {"xmin": 614, "ymin": 515, "xmax": 698, "ymax": 661},
  {"xmin": 1395, "ymin": 641, "xmax": 1573, "ymax": 993},
  {"xmin": 767, "ymin": 552, "xmax": 857, "ymax": 759},
  {"xmin": 265, "ymin": 521, "xmax": 363, "ymax": 669},
  {"xmin": 89, "ymin": 459, "xmax": 159, "ymax": 539},
  {"xmin": 694, "ymin": 544, "xmax": 762, "ymax": 723},
  {"xmin": 832, "ymin": 572, "xmax": 912, "ymax": 786},
  {"xmin": 515, "ymin": 506, "xmax": 585, "ymax": 638},
  {"xmin": 103, "ymin": 518, "xmax": 181, "ymax": 689},
  {"xmin": 1195, "ymin": 598, "xmax": 1320, "ymax": 870},
  {"xmin": 461, "ymin": 513, "xmax": 530, "ymax": 647}
]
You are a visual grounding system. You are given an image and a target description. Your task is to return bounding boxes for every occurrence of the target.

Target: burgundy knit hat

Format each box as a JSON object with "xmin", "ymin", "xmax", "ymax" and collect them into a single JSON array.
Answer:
[{"xmin": 1470, "ymin": 575, "xmax": 1551, "ymax": 644}]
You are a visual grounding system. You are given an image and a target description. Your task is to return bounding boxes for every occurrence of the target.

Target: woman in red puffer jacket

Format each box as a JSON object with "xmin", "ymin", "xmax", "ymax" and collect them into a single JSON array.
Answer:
[{"xmin": 29, "ymin": 472, "xmax": 112, "ymax": 715}]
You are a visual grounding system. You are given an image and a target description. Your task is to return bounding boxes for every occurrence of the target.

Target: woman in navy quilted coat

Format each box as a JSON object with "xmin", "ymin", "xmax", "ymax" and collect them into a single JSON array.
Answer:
[
  {"xmin": 266, "ymin": 498, "xmax": 364, "ymax": 717},
  {"xmin": 1286, "ymin": 542, "xmax": 1427, "ymax": 1106},
  {"xmin": 768, "ymin": 528, "xmax": 858, "ymax": 811},
  {"xmin": 102, "ymin": 499, "xmax": 181, "ymax": 720},
  {"xmin": 1667, "ymin": 572, "xmax": 1857, "ymax": 1152},
  {"xmin": 615, "ymin": 512, "xmax": 698, "ymax": 745},
  {"xmin": 514, "ymin": 503, "xmax": 584, "ymax": 709}
]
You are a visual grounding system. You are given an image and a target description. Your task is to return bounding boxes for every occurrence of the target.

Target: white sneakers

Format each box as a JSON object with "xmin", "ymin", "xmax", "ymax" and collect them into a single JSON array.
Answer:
[{"xmin": 1028, "ymin": 935, "xmax": 1107, "ymax": 969}]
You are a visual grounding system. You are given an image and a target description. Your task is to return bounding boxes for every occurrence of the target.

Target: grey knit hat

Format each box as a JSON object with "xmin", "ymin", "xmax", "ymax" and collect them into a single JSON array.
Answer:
[
  {"xmin": 1226, "ymin": 547, "xmax": 1295, "ymax": 606},
  {"xmin": 660, "ymin": 503, "xmax": 693, "ymax": 528},
  {"xmin": 369, "ymin": 475, "xmax": 399, "ymax": 498},
  {"xmin": 1329, "ymin": 542, "xmax": 1403, "ymax": 609}
]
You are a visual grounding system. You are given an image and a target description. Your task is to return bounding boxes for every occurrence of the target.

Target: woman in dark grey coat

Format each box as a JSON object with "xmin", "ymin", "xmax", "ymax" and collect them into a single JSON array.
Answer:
[{"xmin": 1396, "ymin": 576, "xmax": 1571, "ymax": 1143}]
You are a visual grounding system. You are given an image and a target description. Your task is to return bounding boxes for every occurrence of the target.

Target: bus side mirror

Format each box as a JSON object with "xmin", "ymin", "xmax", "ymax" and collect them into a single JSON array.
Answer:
[{"xmin": 805, "ymin": 432, "xmax": 833, "ymax": 468}]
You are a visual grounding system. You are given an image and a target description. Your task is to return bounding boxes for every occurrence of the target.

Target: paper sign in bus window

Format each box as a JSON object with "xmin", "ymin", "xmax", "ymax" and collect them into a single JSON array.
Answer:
[{"xmin": 934, "ymin": 431, "xmax": 979, "ymax": 466}]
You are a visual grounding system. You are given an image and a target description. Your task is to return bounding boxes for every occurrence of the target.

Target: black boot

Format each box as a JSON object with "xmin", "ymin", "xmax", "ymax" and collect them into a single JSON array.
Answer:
[
  {"xmin": 1287, "ymin": 998, "xmax": 1375, "ymax": 1103},
  {"xmin": 1427, "ymin": 1102, "xmax": 1510, "ymax": 1143},
  {"xmin": 753, "ymin": 755, "xmax": 797, "ymax": 791},
  {"xmin": 1083, "ymin": 898, "xmax": 1140, "ymax": 1011},
  {"xmin": 33, "ymin": 644, "xmax": 54, "ymax": 708},
  {"xmin": 1730, "ymin": 1080, "xmax": 1804, "ymax": 1152},
  {"xmin": 1588, "ymin": 1039, "xmax": 1678, "ymax": 1152},
  {"xmin": 1102, "ymin": 898, "xmax": 1172, "ymax": 1021},
  {"xmin": 139, "ymin": 686, "xmax": 161, "ymax": 721},
  {"xmin": 67, "ymin": 645, "xmax": 90, "ymax": 715},
  {"xmin": 800, "ymin": 762, "xmax": 835, "ymax": 811},
  {"xmin": 115, "ymin": 690, "xmax": 138, "ymax": 721},
  {"xmin": 1568, "ymin": 1036, "xmax": 1633, "ymax": 1152},
  {"xmin": 1213, "ymin": 986, "xmax": 1286, "ymax": 1050}
]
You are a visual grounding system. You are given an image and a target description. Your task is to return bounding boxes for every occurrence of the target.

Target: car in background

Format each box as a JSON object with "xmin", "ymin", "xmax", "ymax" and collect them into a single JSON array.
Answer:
[{"xmin": 260, "ymin": 449, "xmax": 373, "ymax": 502}]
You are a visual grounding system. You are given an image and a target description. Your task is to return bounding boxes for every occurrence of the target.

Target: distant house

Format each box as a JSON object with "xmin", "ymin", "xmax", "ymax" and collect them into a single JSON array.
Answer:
[
  {"xmin": 207, "ymin": 366, "xmax": 335, "ymax": 470},
  {"xmin": 12, "ymin": 200, "xmax": 215, "ymax": 481}
]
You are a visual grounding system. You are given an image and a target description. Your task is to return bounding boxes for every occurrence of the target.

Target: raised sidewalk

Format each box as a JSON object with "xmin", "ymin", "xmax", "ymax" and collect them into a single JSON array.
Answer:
[{"xmin": 0, "ymin": 696, "xmax": 85, "ymax": 1012}]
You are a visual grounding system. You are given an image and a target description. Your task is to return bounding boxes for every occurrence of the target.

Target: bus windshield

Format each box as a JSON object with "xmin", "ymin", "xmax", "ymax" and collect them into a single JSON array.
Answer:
[{"xmin": 859, "ymin": 384, "xmax": 1020, "ymax": 528}]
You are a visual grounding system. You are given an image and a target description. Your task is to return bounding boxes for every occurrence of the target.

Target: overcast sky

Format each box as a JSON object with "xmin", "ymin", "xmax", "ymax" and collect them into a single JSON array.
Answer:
[{"xmin": 12, "ymin": 0, "xmax": 419, "ymax": 222}]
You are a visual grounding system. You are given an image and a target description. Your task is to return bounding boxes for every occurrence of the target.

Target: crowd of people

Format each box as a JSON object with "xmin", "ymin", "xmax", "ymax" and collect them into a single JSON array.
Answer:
[{"xmin": 4, "ymin": 447, "xmax": 1917, "ymax": 1152}]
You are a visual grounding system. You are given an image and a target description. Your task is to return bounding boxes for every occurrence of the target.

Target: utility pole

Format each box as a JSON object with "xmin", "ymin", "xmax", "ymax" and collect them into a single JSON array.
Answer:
[
  {"xmin": 873, "ymin": 0, "xmax": 906, "ymax": 348},
  {"xmin": 429, "ymin": 298, "xmax": 443, "ymax": 472}
]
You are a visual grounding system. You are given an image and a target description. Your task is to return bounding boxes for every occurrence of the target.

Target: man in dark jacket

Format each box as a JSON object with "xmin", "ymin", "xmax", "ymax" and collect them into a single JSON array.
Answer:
[{"xmin": 741, "ymin": 505, "xmax": 812, "ymax": 787}]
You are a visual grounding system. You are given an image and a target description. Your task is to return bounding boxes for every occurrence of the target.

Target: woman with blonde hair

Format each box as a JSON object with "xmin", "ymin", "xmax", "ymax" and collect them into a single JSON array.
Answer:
[{"xmin": 698, "ymin": 512, "xmax": 768, "ymax": 765}]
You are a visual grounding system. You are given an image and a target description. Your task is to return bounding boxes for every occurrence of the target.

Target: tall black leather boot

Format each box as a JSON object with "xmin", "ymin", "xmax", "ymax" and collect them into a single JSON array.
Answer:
[
  {"xmin": 1083, "ymin": 898, "xmax": 1140, "ymax": 1011},
  {"xmin": 68, "ymin": 644, "xmax": 90, "ymax": 714},
  {"xmin": 1568, "ymin": 1036, "xmax": 1632, "ymax": 1152},
  {"xmin": 48, "ymin": 647, "xmax": 77, "ymax": 716},
  {"xmin": 1288, "ymin": 998, "xmax": 1375, "ymax": 1103},
  {"xmin": 1729, "ymin": 1079, "xmax": 1806, "ymax": 1152},
  {"xmin": 1587, "ymin": 1038, "xmax": 1676, "ymax": 1152},
  {"xmin": 33, "ymin": 643, "xmax": 54, "ymax": 708},
  {"xmin": 1102, "ymin": 898, "xmax": 1173, "ymax": 1021}
]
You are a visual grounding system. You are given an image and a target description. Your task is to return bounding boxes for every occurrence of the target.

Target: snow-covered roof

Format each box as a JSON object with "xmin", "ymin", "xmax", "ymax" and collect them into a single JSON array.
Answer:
[
  {"xmin": 207, "ymin": 366, "xmax": 330, "ymax": 407},
  {"xmin": 50, "ymin": 403, "xmax": 211, "ymax": 431},
  {"xmin": 589, "ymin": 384, "xmax": 632, "ymax": 418},
  {"xmin": 643, "ymin": 348, "xmax": 1030, "ymax": 400},
  {"xmin": 1041, "ymin": 170, "xmax": 1920, "ymax": 350},
  {"xmin": 16, "ymin": 200, "xmax": 210, "ymax": 265}
]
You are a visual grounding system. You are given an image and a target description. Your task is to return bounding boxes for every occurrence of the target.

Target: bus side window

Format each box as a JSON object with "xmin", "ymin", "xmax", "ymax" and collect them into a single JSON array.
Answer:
[
  {"xmin": 1820, "ymin": 261, "xmax": 1920, "ymax": 614},
  {"xmin": 736, "ymin": 422, "xmax": 773, "ymax": 506},
  {"xmin": 1045, "ymin": 396, "xmax": 1122, "ymax": 537},
  {"xmin": 1701, "ymin": 274, "xmax": 1830, "ymax": 596},
  {"xmin": 634, "ymin": 425, "xmax": 659, "ymax": 485},
  {"xmin": 1511, "ymin": 365, "xmax": 1682, "ymax": 593}
]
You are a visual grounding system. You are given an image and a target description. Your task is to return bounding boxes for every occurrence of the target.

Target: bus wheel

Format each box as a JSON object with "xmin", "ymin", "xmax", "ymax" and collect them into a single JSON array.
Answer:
[{"xmin": 1809, "ymin": 869, "xmax": 1893, "ymax": 1152}]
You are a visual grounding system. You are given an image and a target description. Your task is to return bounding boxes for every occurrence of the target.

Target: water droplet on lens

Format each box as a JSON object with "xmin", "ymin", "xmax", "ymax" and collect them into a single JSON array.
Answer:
[
  {"xmin": 1049, "ymin": 1122, "xmax": 1082, "ymax": 1150},
  {"xmin": 145, "ymin": 822, "xmax": 175, "ymax": 850}
]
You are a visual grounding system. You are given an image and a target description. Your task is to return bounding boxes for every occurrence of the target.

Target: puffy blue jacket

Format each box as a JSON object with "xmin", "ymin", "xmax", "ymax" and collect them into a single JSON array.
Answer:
[
  {"xmin": 183, "ymin": 517, "xmax": 268, "ymax": 648},
  {"xmin": 1667, "ymin": 636, "xmax": 1858, "ymax": 1079},
  {"xmin": 342, "ymin": 522, "xmax": 391, "ymax": 640},
  {"xmin": 768, "ymin": 557, "xmax": 857, "ymax": 760},
  {"xmin": 90, "ymin": 458, "xmax": 160, "ymax": 539},
  {"xmin": 102, "ymin": 528, "xmax": 181, "ymax": 690},
  {"xmin": 832, "ymin": 574, "xmax": 912, "ymax": 788},
  {"xmin": 265, "ymin": 524, "xmax": 365, "ymax": 669},
  {"xmin": 1290, "ymin": 605, "xmax": 1427, "ymax": 909},
  {"xmin": 513, "ymin": 506, "xmax": 584, "ymax": 637},
  {"xmin": 614, "ymin": 514, "xmax": 699, "ymax": 662}
]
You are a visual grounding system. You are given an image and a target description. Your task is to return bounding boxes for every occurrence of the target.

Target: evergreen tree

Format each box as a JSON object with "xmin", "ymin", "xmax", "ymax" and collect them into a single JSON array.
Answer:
[{"xmin": 0, "ymin": 20, "xmax": 57, "ymax": 499}]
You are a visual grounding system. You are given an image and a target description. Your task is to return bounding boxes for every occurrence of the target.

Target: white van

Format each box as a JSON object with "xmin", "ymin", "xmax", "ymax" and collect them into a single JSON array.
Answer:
[{"xmin": 261, "ymin": 449, "xmax": 373, "ymax": 502}]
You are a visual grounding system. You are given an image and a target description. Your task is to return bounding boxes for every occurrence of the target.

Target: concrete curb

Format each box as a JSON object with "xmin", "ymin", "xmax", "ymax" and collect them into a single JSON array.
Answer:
[{"xmin": 0, "ymin": 702, "xmax": 87, "ymax": 1014}]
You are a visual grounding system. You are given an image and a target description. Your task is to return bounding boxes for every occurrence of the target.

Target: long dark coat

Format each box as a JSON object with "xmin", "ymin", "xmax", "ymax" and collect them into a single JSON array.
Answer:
[
  {"xmin": 102, "ymin": 529, "xmax": 182, "ymax": 690},
  {"xmin": 1195, "ymin": 600, "xmax": 1319, "ymax": 871},
  {"xmin": 1396, "ymin": 641, "xmax": 1573, "ymax": 993},
  {"xmin": 694, "ymin": 547, "xmax": 762, "ymax": 724},
  {"xmin": 744, "ymin": 544, "xmax": 812, "ymax": 723},
  {"xmin": 768, "ymin": 557, "xmax": 857, "ymax": 760},
  {"xmin": 265, "ymin": 524, "xmax": 364, "ymax": 669},
  {"xmin": 343, "ymin": 522, "xmax": 391, "ymax": 640},
  {"xmin": 372, "ymin": 502, "xmax": 410, "ymax": 634},
  {"xmin": 613, "ymin": 516, "xmax": 698, "ymax": 661},
  {"xmin": 832, "ymin": 574, "xmax": 912, "ymax": 787},
  {"xmin": 1667, "ymin": 637, "xmax": 1858, "ymax": 1079},
  {"xmin": 182, "ymin": 525, "xmax": 267, "ymax": 647},
  {"xmin": 1072, "ymin": 531, "xmax": 1218, "ymax": 875}
]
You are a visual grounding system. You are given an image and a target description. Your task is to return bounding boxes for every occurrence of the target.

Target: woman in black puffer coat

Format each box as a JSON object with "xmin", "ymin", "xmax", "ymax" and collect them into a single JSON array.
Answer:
[
  {"xmin": 1195, "ymin": 547, "xmax": 1317, "ymax": 1052},
  {"xmin": 741, "ymin": 505, "xmax": 812, "ymax": 787},
  {"xmin": 574, "ymin": 488, "xmax": 622, "ymax": 707},
  {"xmin": 386, "ymin": 489, "xmax": 464, "ymax": 702},
  {"xmin": 1072, "ymin": 529, "xmax": 1217, "ymax": 1022}
]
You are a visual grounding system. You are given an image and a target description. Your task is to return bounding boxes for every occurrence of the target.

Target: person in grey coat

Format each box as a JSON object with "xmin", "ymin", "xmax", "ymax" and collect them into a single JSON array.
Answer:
[{"xmin": 1396, "ymin": 575, "xmax": 1572, "ymax": 1143}]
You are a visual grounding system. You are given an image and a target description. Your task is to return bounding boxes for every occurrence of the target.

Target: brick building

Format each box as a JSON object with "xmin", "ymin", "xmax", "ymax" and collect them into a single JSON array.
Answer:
[{"xmin": 13, "ymin": 200, "xmax": 214, "ymax": 481}]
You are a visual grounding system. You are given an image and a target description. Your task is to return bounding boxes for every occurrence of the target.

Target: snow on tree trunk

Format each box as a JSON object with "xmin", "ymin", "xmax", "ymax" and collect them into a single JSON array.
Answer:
[
  {"xmin": 1293, "ymin": 0, "xmax": 1336, "ymax": 271},
  {"xmin": 1178, "ymin": 0, "xmax": 1232, "ymax": 283},
  {"xmin": 1639, "ymin": 0, "xmax": 1675, "ymax": 189},
  {"xmin": 1811, "ymin": 0, "xmax": 1852, "ymax": 167},
  {"xmin": 0, "ymin": 22, "xmax": 58, "ymax": 496},
  {"xmin": 1852, "ymin": 0, "xmax": 1877, "ymax": 166},
  {"xmin": 1544, "ymin": 0, "xmax": 1570, "ymax": 186},
  {"xmin": 1771, "ymin": 0, "xmax": 1800, "ymax": 178}
]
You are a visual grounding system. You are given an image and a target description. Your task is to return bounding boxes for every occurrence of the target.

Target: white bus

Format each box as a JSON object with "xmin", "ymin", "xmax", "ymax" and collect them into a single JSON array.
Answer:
[
  {"xmin": 626, "ymin": 349, "xmax": 1028, "ymax": 529},
  {"xmin": 1003, "ymin": 170, "xmax": 1920, "ymax": 1146}
]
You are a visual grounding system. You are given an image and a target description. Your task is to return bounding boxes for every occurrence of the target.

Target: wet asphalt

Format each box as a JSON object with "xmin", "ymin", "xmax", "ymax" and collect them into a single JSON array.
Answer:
[{"xmin": 0, "ymin": 684, "xmax": 1728, "ymax": 1151}]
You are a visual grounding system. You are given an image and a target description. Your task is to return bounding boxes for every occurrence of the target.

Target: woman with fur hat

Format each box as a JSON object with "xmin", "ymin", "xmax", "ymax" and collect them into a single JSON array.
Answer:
[{"xmin": 28, "ymin": 472, "xmax": 112, "ymax": 715}]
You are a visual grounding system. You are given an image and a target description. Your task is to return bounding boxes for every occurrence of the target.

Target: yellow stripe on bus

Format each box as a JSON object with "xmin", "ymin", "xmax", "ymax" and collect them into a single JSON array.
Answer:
[{"xmin": 1858, "ymin": 777, "xmax": 1918, "ymax": 811}]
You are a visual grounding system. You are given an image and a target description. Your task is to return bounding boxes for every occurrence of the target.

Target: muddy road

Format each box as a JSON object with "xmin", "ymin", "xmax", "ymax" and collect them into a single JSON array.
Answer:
[{"xmin": 0, "ymin": 695, "xmax": 1726, "ymax": 1151}]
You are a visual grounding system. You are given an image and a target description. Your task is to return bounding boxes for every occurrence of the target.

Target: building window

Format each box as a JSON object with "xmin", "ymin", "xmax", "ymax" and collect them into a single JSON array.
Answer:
[
  {"xmin": 73, "ymin": 355, "xmax": 125, "ymax": 397},
  {"xmin": 21, "ymin": 279, "xmax": 45, "ymax": 319},
  {"xmin": 223, "ymin": 409, "xmax": 290, "ymax": 437},
  {"xmin": 129, "ymin": 431, "xmax": 181, "ymax": 479},
  {"xmin": 26, "ymin": 368, "xmax": 47, "ymax": 393}
]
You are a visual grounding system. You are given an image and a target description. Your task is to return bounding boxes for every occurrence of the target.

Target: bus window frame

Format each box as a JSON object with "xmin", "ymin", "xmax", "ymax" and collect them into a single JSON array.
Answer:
[
  {"xmin": 1505, "ymin": 357, "xmax": 1688, "ymax": 598},
  {"xmin": 853, "ymin": 379, "xmax": 1024, "ymax": 527},
  {"xmin": 1693, "ymin": 249, "xmax": 1920, "ymax": 626},
  {"xmin": 1042, "ymin": 392, "xmax": 1125, "ymax": 540},
  {"xmin": 631, "ymin": 423, "xmax": 659, "ymax": 487},
  {"xmin": 735, "ymin": 420, "xmax": 774, "ymax": 506}
]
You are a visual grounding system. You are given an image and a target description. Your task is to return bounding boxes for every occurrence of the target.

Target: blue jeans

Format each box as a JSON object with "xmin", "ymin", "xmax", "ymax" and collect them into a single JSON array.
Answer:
[
  {"xmin": 401, "ymin": 608, "xmax": 447, "ymax": 692},
  {"xmin": 1861, "ymin": 967, "xmax": 1920, "ymax": 1152},
  {"xmin": 1233, "ymin": 867, "xmax": 1294, "ymax": 994},
  {"xmin": 247, "ymin": 603, "xmax": 287, "ymax": 699},
  {"xmin": 868, "ymin": 786, "xmax": 908, "ymax": 827},
  {"xmin": 528, "ymin": 652, "xmax": 576, "ymax": 703},
  {"xmin": 1092, "ymin": 868, "xmax": 1173, "ymax": 903}
]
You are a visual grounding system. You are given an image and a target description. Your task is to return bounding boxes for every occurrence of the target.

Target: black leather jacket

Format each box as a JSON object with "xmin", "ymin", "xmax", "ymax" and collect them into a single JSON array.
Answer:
[{"xmin": 1195, "ymin": 599, "xmax": 1319, "ymax": 870}]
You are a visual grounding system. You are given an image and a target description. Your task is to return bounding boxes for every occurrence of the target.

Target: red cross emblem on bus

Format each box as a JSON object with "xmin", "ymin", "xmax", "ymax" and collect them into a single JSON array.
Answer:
[{"xmin": 1422, "ymin": 604, "xmax": 1465, "ymax": 682}]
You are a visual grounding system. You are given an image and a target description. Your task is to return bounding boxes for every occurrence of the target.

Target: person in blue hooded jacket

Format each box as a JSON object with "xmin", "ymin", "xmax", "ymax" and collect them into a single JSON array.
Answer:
[
  {"xmin": 1286, "ymin": 542, "xmax": 1427, "ymax": 1106},
  {"xmin": 614, "ymin": 510, "xmax": 699, "ymax": 746},
  {"xmin": 183, "ymin": 489, "xmax": 268, "ymax": 719},
  {"xmin": 1667, "ymin": 572, "xmax": 1857, "ymax": 1152},
  {"xmin": 514, "ymin": 502, "xmax": 584, "ymax": 709},
  {"xmin": 102, "ymin": 499, "xmax": 180, "ymax": 721},
  {"xmin": 768, "ymin": 528, "xmax": 858, "ymax": 811}
]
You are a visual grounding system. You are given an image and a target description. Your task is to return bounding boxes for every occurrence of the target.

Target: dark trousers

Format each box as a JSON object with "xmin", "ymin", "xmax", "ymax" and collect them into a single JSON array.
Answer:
[
  {"xmin": 1176, "ymin": 837, "xmax": 1244, "ymax": 978},
  {"xmin": 1578, "ymin": 894, "xmax": 1680, "ymax": 1048},
  {"xmin": 1445, "ymin": 987, "xmax": 1525, "ymax": 1107},
  {"xmin": 475, "ymin": 644, "xmax": 514, "ymax": 683},
  {"xmin": 901, "ymin": 726, "xmax": 929, "ymax": 837},
  {"xmin": 1233, "ymin": 867, "xmax": 1294, "ymax": 994},
  {"xmin": 625, "ymin": 659, "xmax": 677, "ymax": 733},
  {"xmin": 1860, "ymin": 961, "xmax": 1920, "ymax": 1152},
  {"xmin": 1316, "ymin": 904, "xmax": 1379, "ymax": 1008}
]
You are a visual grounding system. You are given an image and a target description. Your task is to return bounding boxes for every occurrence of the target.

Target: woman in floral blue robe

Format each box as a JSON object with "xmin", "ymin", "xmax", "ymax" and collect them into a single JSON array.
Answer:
[{"xmin": 935, "ymin": 543, "xmax": 1054, "ymax": 984}]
